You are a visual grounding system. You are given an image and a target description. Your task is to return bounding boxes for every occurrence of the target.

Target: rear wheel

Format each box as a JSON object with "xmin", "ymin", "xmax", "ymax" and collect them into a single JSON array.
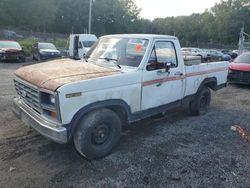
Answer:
[
  {"xmin": 189, "ymin": 86, "xmax": 211, "ymax": 116},
  {"xmin": 73, "ymin": 108, "xmax": 122, "ymax": 160}
]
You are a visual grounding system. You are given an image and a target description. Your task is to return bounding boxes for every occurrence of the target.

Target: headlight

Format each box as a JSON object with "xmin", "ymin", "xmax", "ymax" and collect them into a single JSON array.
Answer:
[
  {"xmin": 49, "ymin": 95, "xmax": 55, "ymax": 105},
  {"xmin": 0, "ymin": 51, "xmax": 5, "ymax": 57},
  {"xmin": 40, "ymin": 51, "xmax": 47, "ymax": 55},
  {"xmin": 40, "ymin": 91, "xmax": 60, "ymax": 121},
  {"xmin": 41, "ymin": 92, "xmax": 56, "ymax": 106}
]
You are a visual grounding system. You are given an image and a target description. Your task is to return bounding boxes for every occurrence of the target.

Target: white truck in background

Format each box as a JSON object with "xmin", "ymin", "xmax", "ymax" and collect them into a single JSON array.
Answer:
[
  {"xmin": 69, "ymin": 34, "xmax": 97, "ymax": 59},
  {"xmin": 13, "ymin": 34, "xmax": 229, "ymax": 160}
]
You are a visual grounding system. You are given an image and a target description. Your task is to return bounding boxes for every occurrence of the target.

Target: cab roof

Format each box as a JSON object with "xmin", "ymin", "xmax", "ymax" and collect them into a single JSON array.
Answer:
[{"xmin": 101, "ymin": 34, "xmax": 177, "ymax": 40}]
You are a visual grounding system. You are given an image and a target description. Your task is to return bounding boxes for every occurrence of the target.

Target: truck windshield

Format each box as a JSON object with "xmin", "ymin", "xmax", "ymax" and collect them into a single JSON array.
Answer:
[{"xmin": 86, "ymin": 37, "xmax": 149, "ymax": 67}]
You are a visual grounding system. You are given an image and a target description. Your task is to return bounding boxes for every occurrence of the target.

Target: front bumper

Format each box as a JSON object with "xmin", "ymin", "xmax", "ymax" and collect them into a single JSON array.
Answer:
[
  {"xmin": 228, "ymin": 72, "xmax": 250, "ymax": 85},
  {"xmin": 0, "ymin": 53, "xmax": 24, "ymax": 61},
  {"xmin": 40, "ymin": 54, "xmax": 61, "ymax": 60},
  {"xmin": 12, "ymin": 97, "xmax": 68, "ymax": 144}
]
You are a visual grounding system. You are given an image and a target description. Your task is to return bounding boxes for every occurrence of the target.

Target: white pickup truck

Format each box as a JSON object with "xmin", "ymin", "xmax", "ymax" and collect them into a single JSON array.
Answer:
[{"xmin": 13, "ymin": 34, "xmax": 229, "ymax": 159}]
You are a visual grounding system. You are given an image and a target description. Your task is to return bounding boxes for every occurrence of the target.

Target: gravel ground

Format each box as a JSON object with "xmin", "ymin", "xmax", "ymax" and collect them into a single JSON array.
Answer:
[{"xmin": 0, "ymin": 62, "xmax": 250, "ymax": 188}]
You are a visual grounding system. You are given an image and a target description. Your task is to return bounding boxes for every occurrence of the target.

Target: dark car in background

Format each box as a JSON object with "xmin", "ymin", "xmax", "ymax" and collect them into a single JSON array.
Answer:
[
  {"xmin": 0, "ymin": 40, "xmax": 25, "ymax": 62},
  {"xmin": 221, "ymin": 49, "xmax": 238, "ymax": 59},
  {"xmin": 32, "ymin": 42, "xmax": 61, "ymax": 61},
  {"xmin": 207, "ymin": 50, "xmax": 231, "ymax": 61},
  {"xmin": 228, "ymin": 53, "xmax": 250, "ymax": 85}
]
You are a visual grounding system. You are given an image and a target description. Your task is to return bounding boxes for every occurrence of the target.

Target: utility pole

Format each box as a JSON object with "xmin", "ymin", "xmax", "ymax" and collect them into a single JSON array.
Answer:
[
  {"xmin": 88, "ymin": 0, "xmax": 93, "ymax": 34},
  {"xmin": 238, "ymin": 27, "xmax": 244, "ymax": 54}
]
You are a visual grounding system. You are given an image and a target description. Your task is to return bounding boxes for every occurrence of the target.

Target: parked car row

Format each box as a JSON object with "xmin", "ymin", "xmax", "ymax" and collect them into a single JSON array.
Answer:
[
  {"xmin": 181, "ymin": 47, "xmax": 238, "ymax": 62},
  {"xmin": 206, "ymin": 49, "xmax": 231, "ymax": 61},
  {"xmin": 0, "ymin": 40, "xmax": 62, "ymax": 62},
  {"xmin": 181, "ymin": 47, "xmax": 250, "ymax": 85},
  {"xmin": 181, "ymin": 48, "xmax": 209, "ymax": 61},
  {"xmin": 0, "ymin": 34, "xmax": 99, "ymax": 63}
]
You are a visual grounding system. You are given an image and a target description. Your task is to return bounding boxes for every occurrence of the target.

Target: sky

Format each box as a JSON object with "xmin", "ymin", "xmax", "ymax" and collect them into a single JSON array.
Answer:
[{"xmin": 133, "ymin": 0, "xmax": 221, "ymax": 20}]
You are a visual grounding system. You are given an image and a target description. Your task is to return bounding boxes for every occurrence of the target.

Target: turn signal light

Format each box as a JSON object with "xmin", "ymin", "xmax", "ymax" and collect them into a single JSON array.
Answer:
[{"xmin": 50, "ymin": 111, "xmax": 57, "ymax": 118}]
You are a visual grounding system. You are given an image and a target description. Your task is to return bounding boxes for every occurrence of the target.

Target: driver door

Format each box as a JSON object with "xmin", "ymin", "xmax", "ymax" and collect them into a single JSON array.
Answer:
[{"xmin": 141, "ymin": 40, "xmax": 184, "ymax": 110}]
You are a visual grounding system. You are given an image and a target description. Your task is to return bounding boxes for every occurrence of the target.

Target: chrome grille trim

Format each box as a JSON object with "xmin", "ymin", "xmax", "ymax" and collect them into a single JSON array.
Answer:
[{"xmin": 14, "ymin": 79, "xmax": 42, "ymax": 113}]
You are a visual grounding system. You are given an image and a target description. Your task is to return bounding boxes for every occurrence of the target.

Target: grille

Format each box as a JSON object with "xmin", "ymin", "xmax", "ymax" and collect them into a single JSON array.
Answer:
[
  {"xmin": 14, "ymin": 79, "xmax": 42, "ymax": 113},
  {"xmin": 229, "ymin": 71, "xmax": 250, "ymax": 80}
]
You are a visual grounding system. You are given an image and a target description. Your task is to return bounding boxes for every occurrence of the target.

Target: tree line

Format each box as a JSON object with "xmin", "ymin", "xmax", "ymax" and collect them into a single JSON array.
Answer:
[{"xmin": 0, "ymin": 0, "xmax": 249, "ymax": 45}]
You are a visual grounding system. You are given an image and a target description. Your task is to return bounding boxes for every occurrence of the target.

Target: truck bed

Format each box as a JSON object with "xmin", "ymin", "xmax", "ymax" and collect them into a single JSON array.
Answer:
[{"xmin": 184, "ymin": 61, "xmax": 229, "ymax": 96}]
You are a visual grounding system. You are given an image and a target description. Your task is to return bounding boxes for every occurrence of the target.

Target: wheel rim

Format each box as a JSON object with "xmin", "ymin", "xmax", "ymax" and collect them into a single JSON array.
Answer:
[
  {"xmin": 91, "ymin": 124, "xmax": 110, "ymax": 145},
  {"xmin": 200, "ymin": 94, "xmax": 207, "ymax": 109}
]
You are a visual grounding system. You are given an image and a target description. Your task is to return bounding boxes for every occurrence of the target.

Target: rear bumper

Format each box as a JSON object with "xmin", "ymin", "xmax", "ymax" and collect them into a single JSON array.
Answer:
[{"xmin": 12, "ymin": 97, "xmax": 68, "ymax": 144}]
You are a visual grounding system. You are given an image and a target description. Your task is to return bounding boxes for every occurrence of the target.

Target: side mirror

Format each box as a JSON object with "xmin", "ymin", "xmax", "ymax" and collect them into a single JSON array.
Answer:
[{"xmin": 165, "ymin": 62, "xmax": 171, "ymax": 72}]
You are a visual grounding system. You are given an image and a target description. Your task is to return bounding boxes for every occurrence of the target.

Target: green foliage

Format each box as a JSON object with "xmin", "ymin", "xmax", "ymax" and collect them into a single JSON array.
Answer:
[
  {"xmin": 0, "ymin": 0, "xmax": 249, "ymax": 45},
  {"xmin": 18, "ymin": 39, "xmax": 38, "ymax": 56},
  {"xmin": 52, "ymin": 39, "xmax": 68, "ymax": 49}
]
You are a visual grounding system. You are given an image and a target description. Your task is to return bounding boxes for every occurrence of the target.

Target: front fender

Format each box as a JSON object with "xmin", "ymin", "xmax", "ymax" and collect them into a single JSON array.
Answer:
[{"xmin": 66, "ymin": 99, "xmax": 132, "ymax": 140}]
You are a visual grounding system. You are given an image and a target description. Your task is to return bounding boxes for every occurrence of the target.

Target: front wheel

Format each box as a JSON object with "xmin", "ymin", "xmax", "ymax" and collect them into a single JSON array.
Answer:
[
  {"xmin": 73, "ymin": 108, "xmax": 122, "ymax": 160},
  {"xmin": 189, "ymin": 86, "xmax": 211, "ymax": 116}
]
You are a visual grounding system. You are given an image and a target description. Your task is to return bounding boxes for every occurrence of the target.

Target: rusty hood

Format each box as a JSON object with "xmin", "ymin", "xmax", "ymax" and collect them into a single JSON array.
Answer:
[{"xmin": 15, "ymin": 59, "xmax": 120, "ymax": 91}]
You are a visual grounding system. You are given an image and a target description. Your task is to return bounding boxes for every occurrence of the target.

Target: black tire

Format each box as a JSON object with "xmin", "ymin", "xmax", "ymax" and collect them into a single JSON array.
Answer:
[
  {"xmin": 18, "ymin": 56, "xmax": 26, "ymax": 63},
  {"xmin": 189, "ymin": 86, "xmax": 211, "ymax": 116},
  {"xmin": 21, "ymin": 56, "xmax": 26, "ymax": 62},
  {"xmin": 197, "ymin": 55, "xmax": 203, "ymax": 61},
  {"xmin": 73, "ymin": 108, "xmax": 122, "ymax": 160}
]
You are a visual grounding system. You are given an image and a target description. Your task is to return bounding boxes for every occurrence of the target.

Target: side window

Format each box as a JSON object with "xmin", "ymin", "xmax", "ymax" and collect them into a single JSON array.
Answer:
[{"xmin": 147, "ymin": 41, "xmax": 177, "ymax": 71}]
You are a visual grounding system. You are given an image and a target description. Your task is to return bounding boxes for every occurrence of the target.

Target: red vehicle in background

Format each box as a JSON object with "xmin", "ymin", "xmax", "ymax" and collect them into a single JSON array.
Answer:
[
  {"xmin": 0, "ymin": 40, "xmax": 26, "ymax": 62},
  {"xmin": 228, "ymin": 53, "xmax": 250, "ymax": 85}
]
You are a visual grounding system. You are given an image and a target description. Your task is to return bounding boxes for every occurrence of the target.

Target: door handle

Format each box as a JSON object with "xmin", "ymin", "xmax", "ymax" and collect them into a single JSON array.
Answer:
[
  {"xmin": 174, "ymin": 72, "xmax": 183, "ymax": 76},
  {"xmin": 157, "ymin": 70, "xmax": 169, "ymax": 76}
]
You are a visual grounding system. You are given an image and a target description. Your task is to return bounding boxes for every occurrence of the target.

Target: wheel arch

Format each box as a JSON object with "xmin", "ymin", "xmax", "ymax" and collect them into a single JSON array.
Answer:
[
  {"xmin": 67, "ymin": 99, "xmax": 132, "ymax": 140},
  {"xmin": 198, "ymin": 77, "xmax": 218, "ymax": 91}
]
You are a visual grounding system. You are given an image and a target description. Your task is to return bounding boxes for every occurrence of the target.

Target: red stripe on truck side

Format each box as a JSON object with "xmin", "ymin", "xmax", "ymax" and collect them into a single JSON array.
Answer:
[{"xmin": 143, "ymin": 67, "xmax": 228, "ymax": 87}]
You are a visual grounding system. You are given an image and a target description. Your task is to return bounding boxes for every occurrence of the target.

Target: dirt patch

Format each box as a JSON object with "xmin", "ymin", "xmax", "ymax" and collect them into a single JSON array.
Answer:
[{"xmin": 0, "ymin": 62, "xmax": 250, "ymax": 188}]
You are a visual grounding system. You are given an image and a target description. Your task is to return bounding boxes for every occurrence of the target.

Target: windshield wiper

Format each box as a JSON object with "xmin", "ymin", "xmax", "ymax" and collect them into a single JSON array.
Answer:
[{"xmin": 98, "ymin": 57, "xmax": 121, "ymax": 69}]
